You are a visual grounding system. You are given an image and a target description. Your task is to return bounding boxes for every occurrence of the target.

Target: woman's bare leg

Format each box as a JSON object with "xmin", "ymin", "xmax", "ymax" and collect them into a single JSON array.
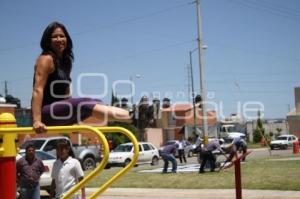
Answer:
[{"xmin": 91, "ymin": 104, "xmax": 132, "ymax": 124}]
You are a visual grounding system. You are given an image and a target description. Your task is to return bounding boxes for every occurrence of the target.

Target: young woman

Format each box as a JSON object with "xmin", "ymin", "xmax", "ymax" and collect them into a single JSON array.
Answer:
[{"xmin": 32, "ymin": 22, "xmax": 131, "ymax": 133}]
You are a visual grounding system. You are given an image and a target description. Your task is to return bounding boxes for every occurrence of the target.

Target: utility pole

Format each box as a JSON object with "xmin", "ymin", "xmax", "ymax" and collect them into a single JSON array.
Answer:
[
  {"xmin": 4, "ymin": 81, "xmax": 8, "ymax": 97},
  {"xmin": 195, "ymin": 0, "xmax": 208, "ymax": 145},
  {"xmin": 187, "ymin": 65, "xmax": 191, "ymax": 103}
]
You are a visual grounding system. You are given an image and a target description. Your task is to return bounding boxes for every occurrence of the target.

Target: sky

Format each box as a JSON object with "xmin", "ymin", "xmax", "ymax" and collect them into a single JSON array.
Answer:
[{"xmin": 0, "ymin": 0, "xmax": 299, "ymax": 120}]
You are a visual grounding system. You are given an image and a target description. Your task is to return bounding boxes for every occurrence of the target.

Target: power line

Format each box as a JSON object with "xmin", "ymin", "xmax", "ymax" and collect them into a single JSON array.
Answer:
[
  {"xmin": 253, "ymin": 0, "xmax": 300, "ymax": 16},
  {"xmin": 227, "ymin": 0, "xmax": 300, "ymax": 22},
  {"xmin": 208, "ymin": 41, "xmax": 300, "ymax": 64},
  {"xmin": 73, "ymin": 39, "xmax": 195, "ymax": 71},
  {"xmin": 74, "ymin": 2, "xmax": 191, "ymax": 36},
  {"xmin": 205, "ymin": 79, "xmax": 300, "ymax": 83},
  {"xmin": 0, "ymin": 42, "xmax": 38, "ymax": 53},
  {"xmin": 208, "ymin": 89, "xmax": 291, "ymax": 94},
  {"xmin": 0, "ymin": 2, "xmax": 191, "ymax": 53}
]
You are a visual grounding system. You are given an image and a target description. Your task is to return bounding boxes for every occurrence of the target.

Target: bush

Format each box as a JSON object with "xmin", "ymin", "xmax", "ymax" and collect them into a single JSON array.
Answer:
[
  {"xmin": 107, "ymin": 121, "xmax": 138, "ymax": 149},
  {"xmin": 253, "ymin": 129, "xmax": 262, "ymax": 143}
]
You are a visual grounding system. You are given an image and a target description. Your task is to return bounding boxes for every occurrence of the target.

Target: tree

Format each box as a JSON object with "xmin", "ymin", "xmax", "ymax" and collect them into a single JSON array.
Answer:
[
  {"xmin": 111, "ymin": 89, "xmax": 119, "ymax": 107},
  {"xmin": 276, "ymin": 128, "xmax": 282, "ymax": 134},
  {"xmin": 107, "ymin": 121, "xmax": 138, "ymax": 148},
  {"xmin": 5, "ymin": 94, "xmax": 21, "ymax": 108},
  {"xmin": 148, "ymin": 98, "xmax": 160, "ymax": 127},
  {"xmin": 253, "ymin": 129, "xmax": 262, "ymax": 143},
  {"xmin": 253, "ymin": 110, "xmax": 265, "ymax": 144},
  {"xmin": 136, "ymin": 96, "xmax": 150, "ymax": 141}
]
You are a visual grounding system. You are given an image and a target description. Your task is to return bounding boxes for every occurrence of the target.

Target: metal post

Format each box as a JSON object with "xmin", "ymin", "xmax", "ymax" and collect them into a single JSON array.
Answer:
[
  {"xmin": 129, "ymin": 75, "xmax": 141, "ymax": 107},
  {"xmin": 130, "ymin": 76, "xmax": 134, "ymax": 105},
  {"xmin": 234, "ymin": 160, "xmax": 242, "ymax": 199},
  {"xmin": 195, "ymin": 0, "xmax": 208, "ymax": 144}
]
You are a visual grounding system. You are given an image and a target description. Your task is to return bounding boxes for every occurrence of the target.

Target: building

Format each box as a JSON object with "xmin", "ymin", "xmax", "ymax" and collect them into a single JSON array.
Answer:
[
  {"xmin": 246, "ymin": 119, "xmax": 288, "ymax": 142},
  {"xmin": 287, "ymin": 87, "xmax": 300, "ymax": 137},
  {"xmin": 160, "ymin": 103, "xmax": 217, "ymax": 142}
]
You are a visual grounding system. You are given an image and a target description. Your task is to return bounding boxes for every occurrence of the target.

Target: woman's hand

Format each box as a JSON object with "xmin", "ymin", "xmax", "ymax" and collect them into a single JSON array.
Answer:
[{"xmin": 33, "ymin": 121, "xmax": 47, "ymax": 134}]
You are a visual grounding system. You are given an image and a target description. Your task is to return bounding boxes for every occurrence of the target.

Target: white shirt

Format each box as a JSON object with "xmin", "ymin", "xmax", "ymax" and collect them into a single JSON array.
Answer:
[
  {"xmin": 178, "ymin": 140, "xmax": 186, "ymax": 150},
  {"xmin": 51, "ymin": 157, "xmax": 84, "ymax": 199},
  {"xmin": 195, "ymin": 136, "xmax": 202, "ymax": 147}
]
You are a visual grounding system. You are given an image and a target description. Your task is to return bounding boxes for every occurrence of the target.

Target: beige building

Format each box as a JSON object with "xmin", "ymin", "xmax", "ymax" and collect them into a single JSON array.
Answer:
[{"xmin": 287, "ymin": 87, "xmax": 300, "ymax": 137}]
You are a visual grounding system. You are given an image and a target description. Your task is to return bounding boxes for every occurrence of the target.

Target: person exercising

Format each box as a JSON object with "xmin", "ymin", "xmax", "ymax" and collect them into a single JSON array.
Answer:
[{"xmin": 32, "ymin": 22, "xmax": 132, "ymax": 133}]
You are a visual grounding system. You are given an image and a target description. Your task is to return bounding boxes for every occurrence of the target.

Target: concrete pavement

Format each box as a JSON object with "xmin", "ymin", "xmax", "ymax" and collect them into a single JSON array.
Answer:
[{"xmin": 86, "ymin": 188, "xmax": 300, "ymax": 199}]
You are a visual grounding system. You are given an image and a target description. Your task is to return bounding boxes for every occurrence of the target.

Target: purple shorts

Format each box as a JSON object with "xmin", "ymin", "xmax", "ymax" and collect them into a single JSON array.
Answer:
[{"xmin": 41, "ymin": 98, "xmax": 102, "ymax": 126}]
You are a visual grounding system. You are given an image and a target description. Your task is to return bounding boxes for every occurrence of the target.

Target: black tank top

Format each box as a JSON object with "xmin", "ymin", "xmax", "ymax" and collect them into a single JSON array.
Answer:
[{"xmin": 41, "ymin": 65, "xmax": 71, "ymax": 106}]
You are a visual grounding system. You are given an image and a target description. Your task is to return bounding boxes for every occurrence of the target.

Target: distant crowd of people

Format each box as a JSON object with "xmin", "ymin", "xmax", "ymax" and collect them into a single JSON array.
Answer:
[{"xmin": 160, "ymin": 134, "xmax": 248, "ymax": 174}]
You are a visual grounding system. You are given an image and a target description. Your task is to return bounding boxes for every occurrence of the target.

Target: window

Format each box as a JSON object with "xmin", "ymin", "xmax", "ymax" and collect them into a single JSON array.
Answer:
[
  {"xmin": 44, "ymin": 140, "xmax": 58, "ymax": 151},
  {"xmin": 143, "ymin": 144, "xmax": 151, "ymax": 151},
  {"xmin": 20, "ymin": 140, "xmax": 45, "ymax": 150},
  {"xmin": 114, "ymin": 145, "xmax": 133, "ymax": 152},
  {"xmin": 36, "ymin": 151, "xmax": 56, "ymax": 160},
  {"xmin": 149, "ymin": 144, "xmax": 155, "ymax": 150}
]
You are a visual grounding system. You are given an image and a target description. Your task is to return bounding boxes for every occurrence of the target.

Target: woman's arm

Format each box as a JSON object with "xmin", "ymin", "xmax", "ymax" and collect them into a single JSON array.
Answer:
[{"xmin": 32, "ymin": 55, "xmax": 54, "ymax": 133}]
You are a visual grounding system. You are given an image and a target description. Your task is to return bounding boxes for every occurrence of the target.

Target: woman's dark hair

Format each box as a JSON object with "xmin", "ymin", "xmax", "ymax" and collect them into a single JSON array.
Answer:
[{"xmin": 40, "ymin": 21, "xmax": 74, "ymax": 73}]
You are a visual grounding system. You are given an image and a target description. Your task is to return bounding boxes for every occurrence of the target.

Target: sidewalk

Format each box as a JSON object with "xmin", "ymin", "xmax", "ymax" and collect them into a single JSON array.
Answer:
[{"xmin": 86, "ymin": 188, "xmax": 300, "ymax": 199}]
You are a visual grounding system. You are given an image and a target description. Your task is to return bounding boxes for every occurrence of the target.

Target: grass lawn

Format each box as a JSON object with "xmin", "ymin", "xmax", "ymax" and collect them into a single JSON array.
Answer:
[
  {"xmin": 85, "ymin": 155, "xmax": 300, "ymax": 191},
  {"xmin": 247, "ymin": 142, "xmax": 267, "ymax": 149}
]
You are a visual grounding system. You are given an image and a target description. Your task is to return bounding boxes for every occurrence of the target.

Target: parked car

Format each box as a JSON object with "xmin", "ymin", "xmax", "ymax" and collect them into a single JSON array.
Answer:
[
  {"xmin": 107, "ymin": 142, "xmax": 160, "ymax": 168},
  {"xmin": 160, "ymin": 140, "xmax": 195, "ymax": 157},
  {"xmin": 270, "ymin": 134, "xmax": 298, "ymax": 150},
  {"xmin": 0, "ymin": 94, "xmax": 6, "ymax": 103},
  {"xmin": 20, "ymin": 136, "xmax": 101, "ymax": 170},
  {"xmin": 227, "ymin": 132, "xmax": 246, "ymax": 140},
  {"xmin": 16, "ymin": 150, "xmax": 56, "ymax": 193}
]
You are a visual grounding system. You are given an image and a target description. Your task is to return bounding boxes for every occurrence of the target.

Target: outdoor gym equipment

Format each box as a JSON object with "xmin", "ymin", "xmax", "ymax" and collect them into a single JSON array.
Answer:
[{"xmin": 0, "ymin": 112, "xmax": 139, "ymax": 199}]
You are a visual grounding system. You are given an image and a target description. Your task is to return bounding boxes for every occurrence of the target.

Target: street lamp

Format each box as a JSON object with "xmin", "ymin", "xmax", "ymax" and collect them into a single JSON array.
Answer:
[
  {"xmin": 130, "ymin": 74, "xmax": 141, "ymax": 105},
  {"xmin": 189, "ymin": 45, "xmax": 207, "ymax": 138},
  {"xmin": 189, "ymin": 48, "xmax": 198, "ymax": 137}
]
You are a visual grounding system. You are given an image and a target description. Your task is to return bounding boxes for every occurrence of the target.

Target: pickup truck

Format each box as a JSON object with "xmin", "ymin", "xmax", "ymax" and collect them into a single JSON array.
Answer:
[{"xmin": 20, "ymin": 136, "xmax": 101, "ymax": 170}]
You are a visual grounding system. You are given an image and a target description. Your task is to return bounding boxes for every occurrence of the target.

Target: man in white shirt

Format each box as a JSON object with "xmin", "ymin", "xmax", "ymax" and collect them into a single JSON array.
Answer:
[
  {"xmin": 50, "ymin": 140, "xmax": 86, "ymax": 199},
  {"xmin": 178, "ymin": 136, "xmax": 187, "ymax": 164}
]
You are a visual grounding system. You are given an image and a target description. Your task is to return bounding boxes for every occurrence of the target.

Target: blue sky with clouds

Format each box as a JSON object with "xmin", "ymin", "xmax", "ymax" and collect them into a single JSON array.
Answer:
[{"xmin": 0, "ymin": 0, "xmax": 299, "ymax": 119}]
